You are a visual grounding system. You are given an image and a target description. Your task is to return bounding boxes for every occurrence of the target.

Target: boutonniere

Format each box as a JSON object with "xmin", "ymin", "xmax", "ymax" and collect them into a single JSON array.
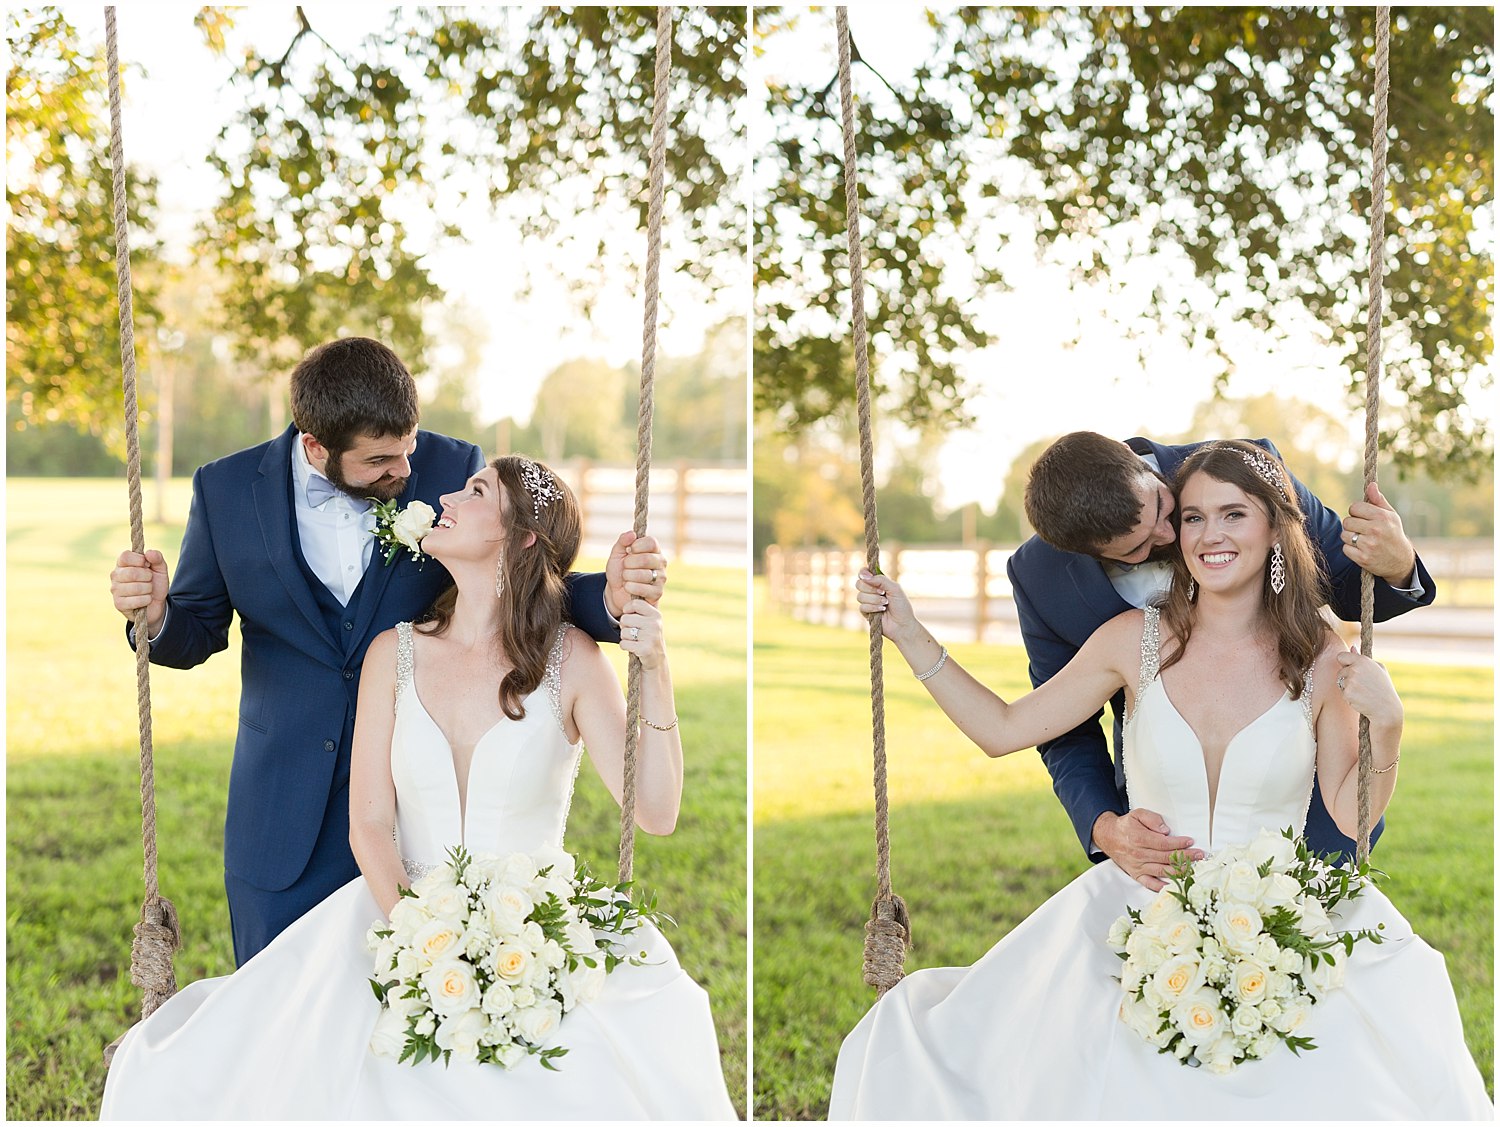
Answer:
[{"xmin": 371, "ymin": 499, "xmax": 436, "ymax": 566}]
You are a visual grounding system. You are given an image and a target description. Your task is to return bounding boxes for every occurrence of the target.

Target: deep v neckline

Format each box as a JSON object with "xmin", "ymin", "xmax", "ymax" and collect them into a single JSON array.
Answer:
[
  {"xmin": 407, "ymin": 683, "xmax": 513, "ymax": 837},
  {"xmin": 1153, "ymin": 676, "xmax": 1291, "ymax": 840}
]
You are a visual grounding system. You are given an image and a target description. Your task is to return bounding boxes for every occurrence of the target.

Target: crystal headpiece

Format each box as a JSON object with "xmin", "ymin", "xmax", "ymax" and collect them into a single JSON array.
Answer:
[
  {"xmin": 518, "ymin": 458, "xmax": 563, "ymax": 518},
  {"xmin": 1231, "ymin": 446, "xmax": 1285, "ymax": 492}
]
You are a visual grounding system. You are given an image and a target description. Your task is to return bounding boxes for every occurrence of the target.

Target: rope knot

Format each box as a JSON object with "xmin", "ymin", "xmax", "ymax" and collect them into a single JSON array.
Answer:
[
  {"xmin": 129, "ymin": 895, "xmax": 182, "ymax": 1017},
  {"xmin": 862, "ymin": 893, "xmax": 911, "ymax": 996}
]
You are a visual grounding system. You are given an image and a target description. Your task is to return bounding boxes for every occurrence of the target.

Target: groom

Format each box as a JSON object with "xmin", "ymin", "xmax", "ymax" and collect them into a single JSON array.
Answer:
[
  {"xmin": 1008, "ymin": 432, "xmax": 1435, "ymax": 890},
  {"xmin": 109, "ymin": 337, "xmax": 667, "ymax": 964}
]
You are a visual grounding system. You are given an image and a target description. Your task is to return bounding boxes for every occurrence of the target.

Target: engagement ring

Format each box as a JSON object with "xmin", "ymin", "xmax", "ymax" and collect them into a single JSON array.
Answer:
[{"xmin": 628, "ymin": 627, "xmax": 641, "ymax": 640}]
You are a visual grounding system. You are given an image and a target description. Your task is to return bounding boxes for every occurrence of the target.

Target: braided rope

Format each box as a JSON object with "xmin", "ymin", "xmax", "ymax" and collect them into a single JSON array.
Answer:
[
  {"xmin": 1355, "ymin": 7, "xmax": 1391, "ymax": 866},
  {"xmin": 836, "ymin": 7, "xmax": 908, "ymax": 997},
  {"xmin": 104, "ymin": 6, "xmax": 180, "ymax": 1053},
  {"xmin": 620, "ymin": 5, "xmax": 672, "ymax": 886}
]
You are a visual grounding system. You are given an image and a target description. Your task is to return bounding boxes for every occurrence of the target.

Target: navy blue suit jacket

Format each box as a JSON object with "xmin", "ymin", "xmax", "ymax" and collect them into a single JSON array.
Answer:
[
  {"xmin": 1006, "ymin": 436, "xmax": 1435, "ymax": 863},
  {"xmin": 140, "ymin": 426, "xmax": 619, "ymax": 893}
]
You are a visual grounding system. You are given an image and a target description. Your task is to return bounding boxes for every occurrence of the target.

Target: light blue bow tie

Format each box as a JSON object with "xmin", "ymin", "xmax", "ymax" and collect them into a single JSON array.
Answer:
[{"xmin": 306, "ymin": 475, "xmax": 371, "ymax": 513}]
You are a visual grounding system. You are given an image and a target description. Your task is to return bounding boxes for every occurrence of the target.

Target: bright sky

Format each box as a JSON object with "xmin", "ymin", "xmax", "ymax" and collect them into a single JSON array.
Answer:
[
  {"xmin": 68, "ymin": 3, "xmax": 734, "ymax": 427},
  {"xmin": 758, "ymin": 6, "xmax": 1494, "ymax": 511}
]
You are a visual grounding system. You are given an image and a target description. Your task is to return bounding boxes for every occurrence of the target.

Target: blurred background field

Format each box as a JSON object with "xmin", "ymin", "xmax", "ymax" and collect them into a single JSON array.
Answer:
[
  {"xmin": 752, "ymin": 583, "xmax": 1493, "ymax": 1120},
  {"xmin": 6, "ymin": 478, "xmax": 747, "ymax": 1120}
]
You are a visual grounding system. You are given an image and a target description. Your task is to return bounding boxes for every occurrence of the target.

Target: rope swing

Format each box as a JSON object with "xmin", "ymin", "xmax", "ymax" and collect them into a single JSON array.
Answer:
[
  {"xmin": 103, "ymin": 6, "xmax": 182, "ymax": 1064},
  {"xmin": 1354, "ymin": 6, "xmax": 1392, "ymax": 866},
  {"xmin": 618, "ymin": 4, "xmax": 673, "ymax": 886},
  {"xmin": 835, "ymin": 7, "xmax": 910, "ymax": 998}
]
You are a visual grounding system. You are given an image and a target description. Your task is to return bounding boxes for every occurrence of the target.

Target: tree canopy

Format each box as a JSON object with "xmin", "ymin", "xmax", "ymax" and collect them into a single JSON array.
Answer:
[{"xmin": 755, "ymin": 6, "xmax": 1493, "ymax": 478}]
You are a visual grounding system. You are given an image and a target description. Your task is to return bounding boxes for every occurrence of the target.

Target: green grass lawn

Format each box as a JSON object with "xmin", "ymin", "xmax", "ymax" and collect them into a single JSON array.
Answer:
[
  {"xmin": 6, "ymin": 478, "xmax": 747, "ymax": 1120},
  {"xmin": 753, "ymin": 583, "xmax": 1493, "ymax": 1120}
]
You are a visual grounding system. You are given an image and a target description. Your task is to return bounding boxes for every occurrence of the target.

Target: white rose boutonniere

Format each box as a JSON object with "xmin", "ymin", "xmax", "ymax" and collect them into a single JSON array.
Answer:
[{"xmin": 372, "ymin": 499, "xmax": 436, "ymax": 565}]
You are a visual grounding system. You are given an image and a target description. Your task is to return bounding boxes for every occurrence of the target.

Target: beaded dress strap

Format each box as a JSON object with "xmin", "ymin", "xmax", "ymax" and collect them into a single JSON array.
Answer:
[
  {"xmin": 394, "ymin": 621, "xmax": 414, "ymax": 709},
  {"xmin": 1299, "ymin": 664, "xmax": 1316, "ymax": 735},
  {"xmin": 544, "ymin": 625, "xmax": 569, "ymax": 736},
  {"xmin": 1135, "ymin": 606, "xmax": 1163, "ymax": 709}
]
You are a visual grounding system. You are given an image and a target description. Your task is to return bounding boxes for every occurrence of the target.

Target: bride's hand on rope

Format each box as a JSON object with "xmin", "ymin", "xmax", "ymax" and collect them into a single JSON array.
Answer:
[
  {"xmin": 605, "ymin": 531, "xmax": 667, "ymax": 619},
  {"xmin": 855, "ymin": 568, "xmax": 919, "ymax": 644},
  {"xmin": 111, "ymin": 548, "xmax": 170, "ymax": 636},
  {"xmin": 619, "ymin": 598, "xmax": 667, "ymax": 670}
]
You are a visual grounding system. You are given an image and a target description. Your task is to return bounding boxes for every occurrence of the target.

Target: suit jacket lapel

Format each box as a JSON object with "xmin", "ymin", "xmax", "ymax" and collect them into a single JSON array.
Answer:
[
  {"xmin": 348, "ymin": 466, "xmax": 418, "ymax": 647},
  {"xmin": 255, "ymin": 427, "xmax": 342, "ymax": 660},
  {"xmin": 1067, "ymin": 554, "xmax": 1132, "ymax": 634}
]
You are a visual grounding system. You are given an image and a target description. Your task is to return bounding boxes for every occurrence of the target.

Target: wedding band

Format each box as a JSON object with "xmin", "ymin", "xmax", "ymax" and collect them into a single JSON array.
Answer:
[
  {"xmin": 650, "ymin": 569, "xmax": 657, "ymax": 582},
  {"xmin": 1337, "ymin": 674, "xmax": 1347, "ymax": 690},
  {"xmin": 1351, "ymin": 533, "xmax": 1360, "ymax": 546},
  {"xmin": 628, "ymin": 627, "xmax": 640, "ymax": 641}
]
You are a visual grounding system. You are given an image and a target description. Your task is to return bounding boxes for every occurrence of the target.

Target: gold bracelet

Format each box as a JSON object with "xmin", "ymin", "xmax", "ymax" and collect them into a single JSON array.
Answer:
[
  {"xmin": 641, "ymin": 715, "xmax": 678, "ymax": 732},
  {"xmin": 1371, "ymin": 754, "xmax": 1399, "ymax": 775}
]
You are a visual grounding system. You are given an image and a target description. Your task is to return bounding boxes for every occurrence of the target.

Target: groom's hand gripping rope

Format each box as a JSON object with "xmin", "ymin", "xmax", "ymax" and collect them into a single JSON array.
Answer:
[
  {"xmin": 111, "ymin": 548, "xmax": 170, "ymax": 637},
  {"xmin": 605, "ymin": 531, "xmax": 667, "ymax": 620}
]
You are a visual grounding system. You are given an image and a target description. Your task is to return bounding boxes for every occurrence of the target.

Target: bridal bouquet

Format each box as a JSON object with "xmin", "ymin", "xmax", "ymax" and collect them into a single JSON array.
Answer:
[
  {"xmin": 366, "ymin": 845, "xmax": 661, "ymax": 1069},
  {"xmin": 1108, "ymin": 828, "xmax": 1383, "ymax": 1074}
]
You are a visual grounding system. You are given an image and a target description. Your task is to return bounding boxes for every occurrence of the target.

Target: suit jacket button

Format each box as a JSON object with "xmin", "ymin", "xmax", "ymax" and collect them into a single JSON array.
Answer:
[
  {"xmin": 343, "ymin": 621, "xmax": 353, "ymax": 631},
  {"xmin": 323, "ymin": 739, "xmax": 335, "ymax": 752},
  {"xmin": 343, "ymin": 670, "xmax": 354, "ymax": 680}
]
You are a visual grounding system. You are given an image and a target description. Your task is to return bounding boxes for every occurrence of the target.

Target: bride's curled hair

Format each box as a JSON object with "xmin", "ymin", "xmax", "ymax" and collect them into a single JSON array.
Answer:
[
  {"xmin": 419, "ymin": 455, "xmax": 582, "ymax": 720},
  {"xmin": 1157, "ymin": 441, "xmax": 1330, "ymax": 700}
]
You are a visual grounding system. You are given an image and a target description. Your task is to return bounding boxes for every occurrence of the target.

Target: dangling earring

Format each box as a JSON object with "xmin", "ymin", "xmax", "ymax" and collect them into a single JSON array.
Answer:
[
  {"xmin": 494, "ymin": 550, "xmax": 506, "ymax": 598},
  {"xmin": 1186, "ymin": 578, "xmax": 1196, "ymax": 601},
  {"xmin": 1270, "ymin": 543, "xmax": 1286, "ymax": 595}
]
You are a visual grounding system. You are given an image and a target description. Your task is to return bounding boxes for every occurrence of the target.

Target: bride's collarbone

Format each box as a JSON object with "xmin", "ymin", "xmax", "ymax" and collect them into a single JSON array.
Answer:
[
  {"xmin": 410, "ymin": 635, "xmax": 513, "ymax": 751},
  {"xmin": 1160, "ymin": 643, "xmax": 1288, "ymax": 749}
]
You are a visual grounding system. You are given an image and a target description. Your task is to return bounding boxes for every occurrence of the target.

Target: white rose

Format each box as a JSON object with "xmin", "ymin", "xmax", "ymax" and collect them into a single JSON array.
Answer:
[
  {"xmin": 1250, "ymin": 1030, "xmax": 1279, "ymax": 1059},
  {"xmin": 423, "ymin": 882, "xmax": 470, "ymax": 923},
  {"xmin": 1230, "ymin": 959, "xmax": 1270, "ymax": 1006},
  {"xmin": 1161, "ymin": 918, "xmax": 1201, "ymax": 954},
  {"xmin": 1224, "ymin": 861, "xmax": 1262, "ymax": 904},
  {"xmin": 412, "ymin": 918, "xmax": 467, "ymax": 965},
  {"xmin": 1201, "ymin": 952, "xmax": 1230, "ymax": 986},
  {"xmin": 1119, "ymin": 992, "xmax": 1172, "ymax": 1048},
  {"xmin": 1268, "ymin": 969, "xmax": 1295, "ymax": 1000},
  {"xmin": 1230, "ymin": 1002, "xmax": 1263, "ymax": 1038},
  {"xmin": 1257, "ymin": 998, "xmax": 1282, "ymax": 1023},
  {"xmin": 388, "ymin": 897, "xmax": 428, "ymax": 938},
  {"xmin": 1306, "ymin": 950, "xmax": 1346, "ymax": 997},
  {"xmin": 486, "ymin": 884, "xmax": 534, "ymax": 935},
  {"xmin": 1275, "ymin": 947, "xmax": 1304, "ymax": 975},
  {"xmin": 422, "ymin": 958, "xmax": 481, "ymax": 1016},
  {"xmin": 1172, "ymin": 987, "xmax": 1227, "ymax": 1047},
  {"xmin": 499, "ymin": 852, "xmax": 540, "ymax": 886},
  {"xmin": 491, "ymin": 943, "xmax": 531, "ymax": 982},
  {"xmin": 1142, "ymin": 890, "xmax": 1188, "ymax": 928},
  {"xmin": 1269, "ymin": 995, "xmax": 1312, "ymax": 1034},
  {"xmin": 1262, "ymin": 872, "xmax": 1302, "ymax": 909},
  {"xmin": 1246, "ymin": 829, "xmax": 1298, "ymax": 872},
  {"xmin": 511, "ymin": 985, "xmax": 537, "ymax": 1009},
  {"xmin": 520, "ymin": 921, "xmax": 546, "ymax": 952},
  {"xmin": 531, "ymin": 845, "xmax": 576, "ymax": 882},
  {"xmin": 391, "ymin": 501, "xmax": 436, "ymax": 554},
  {"xmin": 392, "ymin": 947, "xmax": 420, "ymax": 979},
  {"xmin": 1212, "ymin": 902, "xmax": 1264, "ymax": 955},
  {"xmin": 1253, "ymin": 935, "xmax": 1280, "ymax": 965},
  {"xmin": 496, "ymin": 1043, "xmax": 528, "ymax": 1069},
  {"xmin": 540, "ymin": 939, "xmax": 567, "ymax": 970},
  {"xmin": 1198, "ymin": 1031, "xmax": 1240, "ymax": 1074},
  {"xmin": 1187, "ymin": 881, "xmax": 1212, "ymax": 911},
  {"xmin": 482, "ymin": 981, "xmax": 517, "ymax": 1017},
  {"xmin": 369, "ymin": 1005, "xmax": 409, "ymax": 1058},
  {"xmin": 513, "ymin": 1000, "xmax": 563, "ymax": 1044},
  {"xmin": 414, "ymin": 1012, "xmax": 436, "ymax": 1036},
  {"xmin": 569, "ymin": 963, "xmax": 606, "ymax": 1008},
  {"xmin": 410, "ymin": 870, "xmax": 448, "ymax": 898},
  {"xmin": 1151, "ymin": 955, "xmax": 1205, "ymax": 1004},
  {"xmin": 564, "ymin": 920, "xmax": 598, "ymax": 957},
  {"xmin": 1106, "ymin": 916, "xmax": 1133, "ymax": 952},
  {"xmin": 1125, "ymin": 927, "xmax": 1169, "ymax": 970},
  {"xmin": 1298, "ymin": 898, "xmax": 1331, "ymax": 937},
  {"xmin": 434, "ymin": 1007, "xmax": 487, "ymax": 1062}
]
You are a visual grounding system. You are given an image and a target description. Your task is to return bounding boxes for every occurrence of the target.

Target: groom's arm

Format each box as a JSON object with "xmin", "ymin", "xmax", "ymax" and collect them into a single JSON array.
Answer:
[
  {"xmin": 1008, "ymin": 558, "xmax": 1124, "ymax": 862},
  {"xmin": 564, "ymin": 571, "xmax": 622, "ymax": 644},
  {"xmin": 1253, "ymin": 438, "xmax": 1435, "ymax": 622}
]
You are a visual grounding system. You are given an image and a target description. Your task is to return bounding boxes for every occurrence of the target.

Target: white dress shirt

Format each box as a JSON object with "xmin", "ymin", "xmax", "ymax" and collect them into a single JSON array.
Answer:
[{"xmin": 291, "ymin": 433, "xmax": 378, "ymax": 605}]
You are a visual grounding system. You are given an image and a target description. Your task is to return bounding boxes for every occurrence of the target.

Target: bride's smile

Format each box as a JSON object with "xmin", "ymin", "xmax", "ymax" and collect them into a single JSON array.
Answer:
[{"xmin": 1177, "ymin": 476, "xmax": 1273, "ymax": 595}]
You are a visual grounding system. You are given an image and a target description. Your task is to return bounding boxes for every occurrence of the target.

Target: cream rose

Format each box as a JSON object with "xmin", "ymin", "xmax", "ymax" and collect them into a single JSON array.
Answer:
[
  {"xmin": 391, "ymin": 500, "xmax": 436, "ymax": 554},
  {"xmin": 1213, "ymin": 902, "xmax": 1264, "ymax": 955},
  {"xmin": 422, "ymin": 959, "xmax": 481, "ymax": 1016},
  {"xmin": 1142, "ymin": 890, "xmax": 1188, "ymax": 928},
  {"xmin": 412, "ymin": 918, "xmax": 467, "ymax": 964},
  {"xmin": 1230, "ymin": 959, "xmax": 1269, "ymax": 1006},
  {"xmin": 1173, "ymin": 987, "xmax": 1227, "ymax": 1046},
  {"xmin": 492, "ymin": 943, "xmax": 531, "ymax": 982},
  {"xmin": 513, "ymin": 1000, "xmax": 563, "ymax": 1044},
  {"xmin": 1161, "ymin": 918, "xmax": 1201, "ymax": 954},
  {"xmin": 1151, "ymin": 955, "xmax": 1205, "ymax": 1003}
]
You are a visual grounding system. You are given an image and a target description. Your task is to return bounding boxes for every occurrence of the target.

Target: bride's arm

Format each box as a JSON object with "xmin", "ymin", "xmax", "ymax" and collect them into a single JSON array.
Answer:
[
  {"xmin": 349, "ymin": 628, "xmax": 408, "ymax": 917},
  {"xmin": 567, "ymin": 602, "xmax": 683, "ymax": 836},
  {"xmin": 1312, "ymin": 636, "xmax": 1403, "ymax": 840},
  {"xmin": 858, "ymin": 570, "xmax": 1135, "ymax": 757}
]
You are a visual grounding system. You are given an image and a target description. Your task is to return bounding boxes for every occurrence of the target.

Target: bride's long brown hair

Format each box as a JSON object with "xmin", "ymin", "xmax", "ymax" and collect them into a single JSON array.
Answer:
[
  {"xmin": 1157, "ymin": 441, "xmax": 1330, "ymax": 700},
  {"xmin": 418, "ymin": 455, "xmax": 582, "ymax": 719}
]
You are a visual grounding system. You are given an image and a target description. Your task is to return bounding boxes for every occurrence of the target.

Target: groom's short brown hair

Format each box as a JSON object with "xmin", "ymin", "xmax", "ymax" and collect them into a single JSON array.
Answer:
[
  {"xmin": 1024, "ymin": 432, "xmax": 1158, "ymax": 556},
  {"xmin": 289, "ymin": 337, "xmax": 420, "ymax": 453}
]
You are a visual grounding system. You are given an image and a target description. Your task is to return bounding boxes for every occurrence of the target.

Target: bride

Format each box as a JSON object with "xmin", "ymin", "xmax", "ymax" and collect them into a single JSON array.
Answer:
[
  {"xmin": 102, "ymin": 455, "xmax": 736, "ymax": 1120},
  {"xmin": 831, "ymin": 440, "xmax": 1490, "ymax": 1119}
]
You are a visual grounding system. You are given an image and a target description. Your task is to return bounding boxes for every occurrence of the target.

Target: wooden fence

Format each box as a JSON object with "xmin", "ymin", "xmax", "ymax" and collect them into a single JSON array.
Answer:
[
  {"xmin": 553, "ymin": 459, "xmax": 746, "ymax": 568},
  {"xmin": 764, "ymin": 539, "xmax": 1494, "ymax": 662}
]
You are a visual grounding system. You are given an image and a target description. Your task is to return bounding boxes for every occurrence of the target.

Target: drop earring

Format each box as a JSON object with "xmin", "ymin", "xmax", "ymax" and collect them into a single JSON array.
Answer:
[
  {"xmin": 1186, "ymin": 578, "xmax": 1196, "ymax": 601},
  {"xmin": 1270, "ymin": 543, "xmax": 1286, "ymax": 595},
  {"xmin": 494, "ymin": 550, "xmax": 506, "ymax": 598}
]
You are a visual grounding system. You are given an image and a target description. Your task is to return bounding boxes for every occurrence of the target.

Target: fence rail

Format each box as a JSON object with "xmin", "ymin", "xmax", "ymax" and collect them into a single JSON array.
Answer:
[
  {"xmin": 764, "ymin": 539, "xmax": 1493, "ymax": 663},
  {"xmin": 554, "ymin": 459, "xmax": 746, "ymax": 568}
]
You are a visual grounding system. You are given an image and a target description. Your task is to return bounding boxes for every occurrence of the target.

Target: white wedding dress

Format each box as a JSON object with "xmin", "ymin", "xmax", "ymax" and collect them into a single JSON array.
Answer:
[
  {"xmin": 102, "ymin": 624, "xmax": 736, "ymax": 1120},
  {"xmin": 830, "ymin": 608, "xmax": 1491, "ymax": 1120}
]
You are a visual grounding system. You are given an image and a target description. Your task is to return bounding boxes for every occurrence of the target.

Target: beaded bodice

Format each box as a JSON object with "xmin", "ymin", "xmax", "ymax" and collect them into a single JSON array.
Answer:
[
  {"xmin": 1123, "ymin": 607, "xmax": 1316, "ymax": 852},
  {"xmin": 391, "ymin": 622, "xmax": 582, "ymax": 875}
]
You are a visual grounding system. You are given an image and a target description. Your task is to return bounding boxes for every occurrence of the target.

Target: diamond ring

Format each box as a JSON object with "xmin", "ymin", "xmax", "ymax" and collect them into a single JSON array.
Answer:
[
  {"xmin": 1337, "ymin": 674, "xmax": 1347, "ymax": 690},
  {"xmin": 628, "ymin": 626, "xmax": 641, "ymax": 641}
]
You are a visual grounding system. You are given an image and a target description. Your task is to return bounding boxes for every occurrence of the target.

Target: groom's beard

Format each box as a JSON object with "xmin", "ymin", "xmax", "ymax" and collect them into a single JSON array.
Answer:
[
  {"xmin": 1146, "ymin": 542, "xmax": 1177, "ymax": 564},
  {"xmin": 325, "ymin": 453, "xmax": 409, "ymax": 503}
]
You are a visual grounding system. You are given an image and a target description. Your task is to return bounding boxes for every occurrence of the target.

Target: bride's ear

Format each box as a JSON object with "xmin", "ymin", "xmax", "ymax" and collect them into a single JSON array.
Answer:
[{"xmin": 521, "ymin": 531, "xmax": 537, "ymax": 549}]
